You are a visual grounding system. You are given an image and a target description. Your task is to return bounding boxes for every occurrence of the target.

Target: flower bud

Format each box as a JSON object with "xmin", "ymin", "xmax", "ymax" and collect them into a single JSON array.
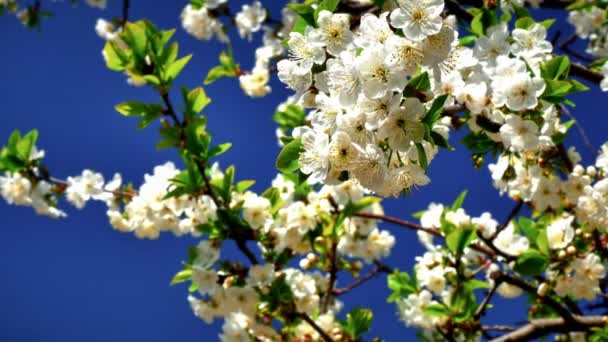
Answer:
[
  {"xmin": 567, "ymin": 245, "xmax": 577, "ymax": 255},
  {"xmin": 587, "ymin": 166, "xmax": 597, "ymax": 177},
  {"xmin": 558, "ymin": 250, "xmax": 567, "ymax": 259},
  {"xmin": 537, "ymin": 282, "xmax": 550, "ymax": 297}
]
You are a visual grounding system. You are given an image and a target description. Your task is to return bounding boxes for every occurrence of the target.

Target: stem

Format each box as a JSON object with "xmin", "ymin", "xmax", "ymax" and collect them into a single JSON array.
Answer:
[
  {"xmin": 492, "ymin": 272, "xmax": 575, "ymax": 324},
  {"xmin": 560, "ymin": 104, "xmax": 596, "ymax": 155},
  {"xmin": 354, "ymin": 212, "xmax": 498, "ymax": 259},
  {"xmin": 474, "ymin": 280, "xmax": 501, "ymax": 319},
  {"xmin": 121, "ymin": 0, "xmax": 130, "ymax": 26},
  {"xmin": 161, "ymin": 93, "xmax": 182, "ymax": 128},
  {"xmin": 298, "ymin": 313, "xmax": 333, "ymax": 342},
  {"xmin": 490, "ymin": 315, "xmax": 607, "ymax": 342},
  {"xmin": 322, "ymin": 240, "xmax": 338, "ymax": 312},
  {"xmin": 333, "ymin": 263, "xmax": 391, "ymax": 296}
]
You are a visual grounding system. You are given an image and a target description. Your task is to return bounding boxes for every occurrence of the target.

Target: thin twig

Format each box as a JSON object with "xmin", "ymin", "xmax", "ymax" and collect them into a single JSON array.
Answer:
[
  {"xmin": 298, "ymin": 313, "xmax": 333, "ymax": 342},
  {"xmin": 560, "ymin": 104, "xmax": 596, "ymax": 155},
  {"xmin": 333, "ymin": 263, "xmax": 391, "ymax": 296},
  {"xmin": 354, "ymin": 212, "xmax": 498, "ymax": 259},
  {"xmin": 474, "ymin": 280, "xmax": 501, "ymax": 319},
  {"xmin": 490, "ymin": 315, "xmax": 607, "ymax": 342},
  {"xmin": 121, "ymin": 0, "xmax": 130, "ymax": 26}
]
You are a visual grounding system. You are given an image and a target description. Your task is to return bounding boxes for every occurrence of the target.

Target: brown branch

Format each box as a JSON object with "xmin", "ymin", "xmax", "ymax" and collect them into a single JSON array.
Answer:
[
  {"xmin": 333, "ymin": 263, "xmax": 391, "ymax": 296},
  {"xmin": 490, "ymin": 315, "xmax": 607, "ymax": 342},
  {"xmin": 298, "ymin": 313, "xmax": 334, "ymax": 342},
  {"xmin": 474, "ymin": 280, "xmax": 501, "ymax": 319},
  {"xmin": 322, "ymin": 240, "xmax": 338, "ymax": 312},
  {"xmin": 483, "ymin": 325, "xmax": 516, "ymax": 332},
  {"xmin": 492, "ymin": 272, "xmax": 575, "ymax": 324},
  {"xmin": 570, "ymin": 62, "xmax": 605, "ymax": 85},
  {"xmin": 560, "ymin": 104, "xmax": 596, "ymax": 155},
  {"xmin": 121, "ymin": 0, "xmax": 130, "ymax": 26},
  {"xmin": 354, "ymin": 212, "xmax": 497, "ymax": 259}
]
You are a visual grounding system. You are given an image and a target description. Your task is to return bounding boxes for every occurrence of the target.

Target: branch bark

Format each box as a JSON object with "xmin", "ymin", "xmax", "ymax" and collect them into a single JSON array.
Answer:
[{"xmin": 491, "ymin": 315, "xmax": 607, "ymax": 342}]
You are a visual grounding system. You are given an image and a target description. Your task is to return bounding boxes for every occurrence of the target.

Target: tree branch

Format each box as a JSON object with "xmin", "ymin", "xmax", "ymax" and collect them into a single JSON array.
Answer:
[
  {"xmin": 491, "ymin": 315, "xmax": 607, "ymax": 342},
  {"xmin": 333, "ymin": 263, "xmax": 391, "ymax": 296},
  {"xmin": 298, "ymin": 313, "xmax": 334, "ymax": 342},
  {"xmin": 354, "ymin": 212, "xmax": 498, "ymax": 259},
  {"xmin": 121, "ymin": 0, "xmax": 130, "ymax": 26}
]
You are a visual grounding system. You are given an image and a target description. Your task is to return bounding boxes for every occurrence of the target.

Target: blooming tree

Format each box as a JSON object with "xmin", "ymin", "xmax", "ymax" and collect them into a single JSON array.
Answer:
[{"xmin": 3, "ymin": 0, "xmax": 608, "ymax": 340}]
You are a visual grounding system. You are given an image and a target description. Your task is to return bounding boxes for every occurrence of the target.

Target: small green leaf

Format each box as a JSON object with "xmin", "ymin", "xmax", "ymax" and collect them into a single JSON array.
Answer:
[
  {"xmin": 446, "ymin": 226, "xmax": 476, "ymax": 256},
  {"xmin": 403, "ymin": 72, "xmax": 431, "ymax": 96},
  {"xmin": 415, "ymin": 143, "xmax": 428, "ymax": 171},
  {"xmin": 387, "ymin": 271, "xmax": 417, "ymax": 302},
  {"xmin": 276, "ymin": 138, "xmax": 302, "ymax": 173},
  {"xmin": 170, "ymin": 269, "xmax": 192, "ymax": 285},
  {"xmin": 187, "ymin": 87, "xmax": 211, "ymax": 116},
  {"xmin": 541, "ymin": 56, "xmax": 571, "ymax": 80},
  {"xmin": 165, "ymin": 54, "xmax": 192, "ymax": 82},
  {"xmin": 209, "ymin": 143, "xmax": 232, "ymax": 158},
  {"xmin": 515, "ymin": 17, "xmax": 535, "ymax": 30},
  {"xmin": 339, "ymin": 308, "xmax": 373, "ymax": 339},
  {"xmin": 423, "ymin": 304, "xmax": 451, "ymax": 317},
  {"xmin": 314, "ymin": 0, "xmax": 340, "ymax": 20},
  {"xmin": 204, "ymin": 65, "xmax": 237, "ymax": 85},
  {"xmin": 451, "ymin": 190, "xmax": 468, "ymax": 210},
  {"xmin": 514, "ymin": 250, "xmax": 549, "ymax": 277},
  {"xmin": 423, "ymin": 94, "xmax": 448, "ymax": 128},
  {"xmin": 235, "ymin": 180, "xmax": 255, "ymax": 193}
]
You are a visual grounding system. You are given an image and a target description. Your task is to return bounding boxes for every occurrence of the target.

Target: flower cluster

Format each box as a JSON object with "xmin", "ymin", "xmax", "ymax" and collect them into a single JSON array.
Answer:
[
  {"xmin": 181, "ymin": 1, "xmax": 228, "ymax": 42},
  {"xmin": 568, "ymin": 3, "xmax": 608, "ymax": 58},
  {"xmin": 276, "ymin": 0, "xmax": 469, "ymax": 196}
]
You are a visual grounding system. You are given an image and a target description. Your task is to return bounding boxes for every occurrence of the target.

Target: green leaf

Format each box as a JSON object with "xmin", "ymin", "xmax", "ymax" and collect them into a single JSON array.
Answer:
[
  {"xmin": 340, "ymin": 308, "xmax": 373, "ymax": 339},
  {"xmin": 291, "ymin": 15, "xmax": 309, "ymax": 34},
  {"xmin": 451, "ymin": 190, "xmax": 468, "ymax": 210},
  {"xmin": 403, "ymin": 72, "xmax": 431, "ymax": 97},
  {"xmin": 430, "ymin": 131, "xmax": 453, "ymax": 150},
  {"xmin": 539, "ymin": 19, "xmax": 555, "ymax": 29},
  {"xmin": 314, "ymin": 0, "xmax": 340, "ymax": 20},
  {"xmin": 461, "ymin": 131, "xmax": 501, "ymax": 155},
  {"xmin": 536, "ymin": 229, "xmax": 550, "ymax": 256},
  {"xmin": 209, "ymin": 143, "xmax": 232, "ymax": 158},
  {"xmin": 541, "ymin": 56, "xmax": 571, "ymax": 80},
  {"xmin": 170, "ymin": 269, "xmax": 192, "ymax": 285},
  {"xmin": 165, "ymin": 54, "xmax": 192, "ymax": 82},
  {"xmin": 189, "ymin": 0, "xmax": 205, "ymax": 9},
  {"xmin": 115, "ymin": 101, "xmax": 161, "ymax": 117},
  {"xmin": 423, "ymin": 94, "xmax": 448, "ymax": 128},
  {"xmin": 204, "ymin": 65, "xmax": 237, "ymax": 85},
  {"xmin": 123, "ymin": 22, "xmax": 148, "ymax": 59},
  {"xmin": 446, "ymin": 226, "xmax": 476, "ymax": 256},
  {"xmin": 276, "ymin": 138, "xmax": 302, "ymax": 173},
  {"xmin": 515, "ymin": 17, "xmax": 535, "ymax": 30},
  {"xmin": 371, "ymin": 0, "xmax": 386, "ymax": 7},
  {"xmin": 518, "ymin": 217, "xmax": 537, "ymax": 242},
  {"xmin": 459, "ymin": 35, "xmax": 477, "ymax": 47},
  {"xmin": 288, "ymin": 3, "xmax": 316, "ymax": 27},
  {"xmin": 262, "ymin": 187, "xmax": 284, "ymax": 214},
  {"xmin": 423, "ymin": 304, "xmax": 451, "ymax": 317},
  {"xmin": 103, "ymin": 41, "xmax": 129, "ymax": 71},
  {"xmin": 186, "ymin": 87, "xmax": 211, "ymax": 116},
  {"xmin": 387, "ymin": 271, "xmax": 417, "ymax": 302},
  {"xmin": 16, "ymin": 129, "xmax": 38, "ymax": 162},
  {"xmin": 514, "ymin": 250, "xmax": 549, "ymax": 277},
  {"xmin": 273, "ymin": 104, "xmax": 306, "ymax": 131},
  {"xmin": 415, "ymin": 143, "xmax": 428, "ymax": 171},
  {"xmin": 235, "ymin": 180, "xmax": 255, "ymax": 193}
]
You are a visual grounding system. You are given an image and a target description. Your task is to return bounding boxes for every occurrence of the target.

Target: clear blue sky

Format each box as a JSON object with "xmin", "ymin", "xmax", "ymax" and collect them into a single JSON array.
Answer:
[{"xmin": 0, "ymin": 1, "xmax": 605, "ymax": 341}]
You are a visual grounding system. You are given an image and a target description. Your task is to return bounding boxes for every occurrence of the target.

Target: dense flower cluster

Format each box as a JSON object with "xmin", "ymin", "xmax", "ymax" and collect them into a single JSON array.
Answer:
[{"xmin": 276, "ymin": 1, "xmax": 472, "ymax": 195}]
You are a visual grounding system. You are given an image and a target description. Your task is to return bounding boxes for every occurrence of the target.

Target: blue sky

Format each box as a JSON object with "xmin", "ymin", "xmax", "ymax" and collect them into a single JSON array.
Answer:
[{"xmin": 0, "ymin": 1, "xmax": 606, "ymax": 341}]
